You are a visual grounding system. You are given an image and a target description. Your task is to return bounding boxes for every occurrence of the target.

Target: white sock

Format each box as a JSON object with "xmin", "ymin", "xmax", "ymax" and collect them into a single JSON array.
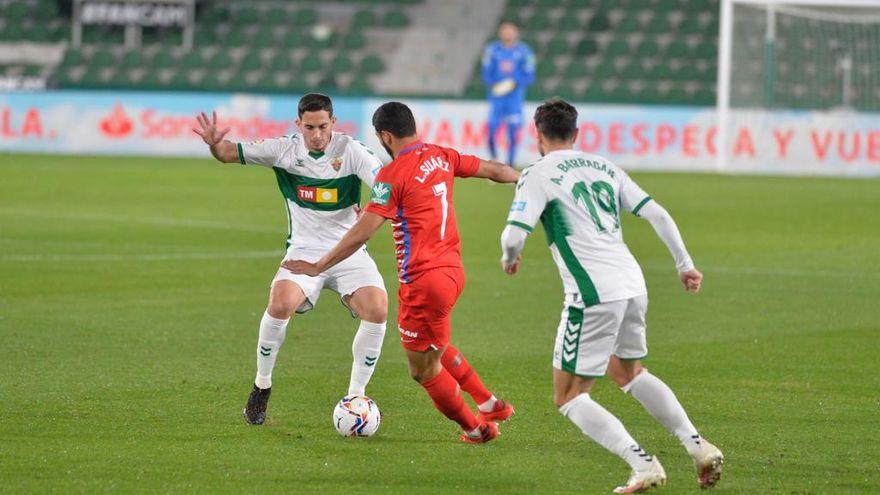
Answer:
[
  {"xmin": 478, "ymin": 396, "xmax": 498, "ymax": 413},
  {"xmin": 254, "ymin": 311, "xmax": 289, "ymax": 389},
  {"xmin": 347, "ymin": 320, "xmax": 386, "ymax": 396},
  {"xmin": 559, "ymin": 393, "xmax": 654, "ymax": 471},
  {"xmin": 623, "ymin": 369, "xmax": 702, "ymax": 457}
]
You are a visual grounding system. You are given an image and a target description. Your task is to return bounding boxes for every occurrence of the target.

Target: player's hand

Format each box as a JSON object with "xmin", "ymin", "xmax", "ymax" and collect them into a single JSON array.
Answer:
[
  {"xmin": 679, "ymin": 268, "xmax": 703, "ymax": 293},
  {"xmin": 281, "ymin": 260, "xmax": 320, "ymax": 277},
  {"xmin": 353, "ymin": 204, "xmax": 365, "ymax": 220},
  {"xmin": 192, "ymin": 111, "xmax": 231, "ymax": 146},
  {"xmin": 501, "ymin": 255, "xmax": 521, "ymax": 275}
]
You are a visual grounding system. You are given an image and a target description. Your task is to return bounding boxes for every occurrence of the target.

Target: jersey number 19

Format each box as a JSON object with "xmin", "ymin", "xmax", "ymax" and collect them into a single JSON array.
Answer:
[{"xmin": 572, "ymin": 180, "xmax": 620, "ymax": 233}]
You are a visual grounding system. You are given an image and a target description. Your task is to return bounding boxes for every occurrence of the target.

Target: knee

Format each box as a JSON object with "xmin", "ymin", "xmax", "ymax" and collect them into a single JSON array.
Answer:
[
  {"xmin": 360, "ymin": 304, "xmax": 387, "ymax": 324},
  {"xmin": 267, "ymin": 295, "xmax": 297, "ymax": 319},
  {"xmin": 610, "ymin": 360, "xmax": 645, "ymax": 390}
]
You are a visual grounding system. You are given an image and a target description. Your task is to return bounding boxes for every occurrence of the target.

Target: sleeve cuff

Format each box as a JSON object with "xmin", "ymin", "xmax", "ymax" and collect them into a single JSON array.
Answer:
[
  {"xmin": 506, "ymin": 220, "xmax": 534, "ymax": 233},
  {"xmin": 236, "ymin": 142, "xmax": 246, "ymax": 165},
  {"xmin": 632, "ymin": 196, "xmax": 653, "ymax": 216}
]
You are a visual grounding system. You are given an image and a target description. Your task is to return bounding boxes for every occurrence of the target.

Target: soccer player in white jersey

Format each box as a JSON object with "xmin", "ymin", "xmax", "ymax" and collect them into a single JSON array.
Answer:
[
  {"xmin": 193, "ymin": 94, "xmax": 388, "ymax": 425},
  {"xmin": 499, "ymin": 99, "xmax": 723, "ymax": 493}
]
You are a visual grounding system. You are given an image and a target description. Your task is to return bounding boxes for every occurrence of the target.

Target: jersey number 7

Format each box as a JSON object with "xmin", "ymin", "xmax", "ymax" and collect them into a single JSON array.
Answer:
[{"xmin": 433, "ymin": 182, "xmax": 449, "ymax": 240}]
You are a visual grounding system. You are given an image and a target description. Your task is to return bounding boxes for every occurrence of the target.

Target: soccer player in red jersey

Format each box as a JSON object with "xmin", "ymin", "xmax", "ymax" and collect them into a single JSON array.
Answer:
[{"xmin": 283, "ymin": 102, "xmax": 520, "ymax": 443}]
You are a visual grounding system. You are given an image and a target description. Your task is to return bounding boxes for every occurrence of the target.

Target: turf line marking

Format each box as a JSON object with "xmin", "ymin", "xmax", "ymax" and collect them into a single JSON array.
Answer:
[{"xmin": 0, "ymin": 209, "xmax": 280, "ymax": 234}]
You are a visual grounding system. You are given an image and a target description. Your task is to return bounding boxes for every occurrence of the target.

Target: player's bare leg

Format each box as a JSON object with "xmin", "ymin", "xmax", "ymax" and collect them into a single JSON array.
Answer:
[
  {"xmin": 441, "ymin": 344, "xmax": 514, "ymax": 422},
  {"xmin": 554, "ymin": 369, "xmax": 665, "ymax": 493},
  {"xmin": 610, "ymin": 358, "xmax": 723, "ymax": 489},
  {"xmin": 406, "ymin": 346, "xmax": 497, "ymax": 443},
  {"xmin": 244, "ymin": 280, "xmax": 306, "ymax": 425},
  {"xmin": 343, "ymin": 287, "xmax": 387, "ymax": 396}
]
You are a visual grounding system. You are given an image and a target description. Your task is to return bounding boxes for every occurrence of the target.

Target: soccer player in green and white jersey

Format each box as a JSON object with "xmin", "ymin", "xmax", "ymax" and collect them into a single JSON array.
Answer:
[
  {"xmin": 500, "ymin": 99, "xmax": 723, "ymax": 493},
  {"xmin": 193, "ymin": 94, "xmax": 388, "ymax": 425}
]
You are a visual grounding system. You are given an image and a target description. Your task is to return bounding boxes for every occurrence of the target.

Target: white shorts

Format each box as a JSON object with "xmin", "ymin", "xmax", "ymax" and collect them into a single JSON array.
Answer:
[
  {"xmin": 271, "ymin": 247, "xmax": 386, "ymax": 315},
  {"xmin": 552, "ymin": 294, "xmax": 648, "ymax": 378}
]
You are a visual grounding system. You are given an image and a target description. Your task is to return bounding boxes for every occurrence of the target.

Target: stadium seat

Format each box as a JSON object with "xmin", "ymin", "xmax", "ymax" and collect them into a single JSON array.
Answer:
[
  {"xmin": 240, "ymin": 54, "xmax": 263, "ymax": 72},
  {"xmin": 180, "ymin": 50, "xmax": 205, "ymax": 69},
  {"xmin": 207, "ymin": 52, "xmax": 233, "ymax": 70},
  {"xmin": 527, "ymin": 14, "xmax": 551, "ymax": 31},
  {"xmin": 636, "ymin": 41, "xmax": 660, "ymax": 58},
  {"xmin": 293, "ymin": 8, "xmax": 319, "ymax": 26},
  {"xmin": 605, "ymin": 40, "xmax": 630, "ymax": 58},
  {"xmin": 299, "ymin": 54, "xmax": 322, "ymax": 73},
  {"xmin": 236, "ymin": 6, "xmax": 260, "ymax": 24},
  {"xmin": 546, "ymin": 37, "xmax": 570, "ymax": 56},
  {"xmin": 587, "ymin": 12, "xmax": 611, "ymax": 32},
  {"xmin": 559, "ymin": 14, "xmax": 582, "ymax": 32},
  {"xmin": 564, "ymin": 61, "xmax": 589, "ymax": 80},
  {"xmin": 253, "ymin": 30, "xmax": 277, "ymax": 48},
  {"xmin": 575, "ymin": 38, "xmax": 598, "ymax": 56},
  {"xmin": 331, "ymin": 56, "xmax": 354, "ymax": 73},
  {"xmin": 344, "ymin": 31, "xmax": 366, "ymax": 50},
  {"xmin": 384, "ymin": 11, "xmax": 409, "ymax": 27},
  {"xmin": 270, "ymin": 56, "xmax": 294, "ymax": 72},
  {"xmin": 353, "ymin": 10, "xmax": 377, "ymax": 27},
  {"xmin": 360, "ymin": 55, "xmax": 385, "ymax": 74},
  {"xmin": 265, "ymin": 7, "xmax": 289, "ymax": 25}
]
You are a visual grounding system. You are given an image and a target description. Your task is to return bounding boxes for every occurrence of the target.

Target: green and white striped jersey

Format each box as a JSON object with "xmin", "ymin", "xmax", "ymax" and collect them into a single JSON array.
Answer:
[
  {"xmin": 238, "ymin": 132, "xmax": 383, "ymax": 250},
  {"xmin": 506, "ymin": 149, "xmax": 653, "ymax": 306}
]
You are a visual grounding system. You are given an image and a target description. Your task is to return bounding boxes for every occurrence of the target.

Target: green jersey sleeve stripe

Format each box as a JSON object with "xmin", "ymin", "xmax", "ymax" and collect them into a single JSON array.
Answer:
[
  {"xmin": 506, "ymin": 220, "xmax": 534, "ymax": 233},
  {"xmin": 237, "ymin": 142, "xmax": 246, "ymax": 165},
  {"xmin": 632, "ymin": 196, "xmax": 653, "ymax": 216}
]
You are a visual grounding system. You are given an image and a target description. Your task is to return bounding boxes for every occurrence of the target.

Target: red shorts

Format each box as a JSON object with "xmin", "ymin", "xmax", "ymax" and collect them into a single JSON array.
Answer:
[{"xmin": 397, "ymin": 266, "xmax": 465, "ymax": 352}]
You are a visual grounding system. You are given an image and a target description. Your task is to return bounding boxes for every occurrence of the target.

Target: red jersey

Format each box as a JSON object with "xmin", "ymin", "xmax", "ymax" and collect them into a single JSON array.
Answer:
[{"xmin": 365, "ymin": 141, "xmax": 480, "ymax": 283}]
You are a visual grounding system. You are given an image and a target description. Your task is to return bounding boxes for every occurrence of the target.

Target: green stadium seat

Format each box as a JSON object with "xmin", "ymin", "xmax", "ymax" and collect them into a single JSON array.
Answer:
[
  {"xmin": 634, "ymin": 86, "xmax": 662, "ymax": 105},
  {"xmin": 527, "ymin": 14, "xmax": 551, "ymax": 31},
  {"xmin": 693, "ymin": 87, "xmax": 715, "ymax": 105},
  {"xmin": 384, "ymin": 11, "xmax": 409, "ymax": 27},
  {"xmin": 168, "ymin": 71, "xmax": 191, "ymax": 89},
  {"xmin": 636, "ymin": 41, "xmax": 660, "ymax": 58},
  {"xmin": 594, "ymin": 60, "xmax": 617, "ymax": 78},
  {"xmin": 120, "ymin": 51, "xmax": 145, "ymax": 69},
  {"xmin": 331, "ymin": 56, "xmax": 354, "ymax": 73},
  {"xmin": 343, "ymin": 31, "xmax": 366, "ymax": 50},
  {"xmin": 194, "ymin": 27, "xmax": 216, "ymax": 46},
  {"xmin": 253, "ymin": 30, "xmax": 276, "ymax": 48},
  {"xmin": 293, "ymin": 8, "xmax": 319, "ymax": 26},
  {"xmin": 139, "ymin": 71, "xmax": 162, "ymax": 88},
  {"xmin": 270, "ymin": 55, "xmax": 294, "ymax": 72},
  {"xmin": 678, "ymin": 17, "xmax": 702, "ymax": 35},
  {"xmin": 675, "ymin": 64, "xmax": 700, "ymax": 81},
  {"xmin": 535, "ymin": 0, "xmax": 556, "ymax": 7},
  {"xmin": 507, "ymin": 0, "xmax": 530, "ymax": 8},
  {"xmin": 695, "ymin": 42, "xmax": 717, "ymax": 60},
  {"xmin": 236, "ymin": 6, "xmax": 260, "ymax": 24},
  {"xmin": 359, "ymin": 55, "xmax": 385, "ymax": 74},
  {"xmin": 226, "ymin": 29, "xmax": 250, "ymax": 47},
  {"xmin": 582, "ymin": 84, "xmax": 605, "ymax": 102},
  {"xmin": 647, "ymin": 64, "xmax": 673, "ymax": 79},
  {"xmin": 353, "ymin": 10, "xmax": 376, "ymax": 27},
  {"xmin": 347, "ymin": 77, "xmax": 372, "ymax": 95},
  {"xmin": 180, "ymin": 50, "xmax": 204, "ymax": 68},
  {"xmin": 22, "ymin": 65, "xmax": 42, "ymax": 77},
  {"xmin": 200, "ymin": 4, "xmax": 228, "ymax": 23},
  {"xmin": 645, "ymin": 15, "xmax": 672, "ymax": 34},
  {"xmin": 4, "ymin": 2, "xmax": 30, "ymax": 23},
  {"xmin": 665, "ymin": 87, "xmax": 689, "ymax": 104},
  {"xmin": 536, "ymin": 59, "xmax": 556, "ymax": 78},
  {"xmin": 283, "ymin": 30, "xmax": 306, "ymax": 48},
  {"xmin": 108, "ymin": 69, "xmax": 135, "ymax": 88},
  {"xmin": 90, "ymin": 49, "xmax": 116, "ymax": 69},
  {"xmin": 546, "ymin": 37, "xmax": 570, "ymax": 56},
  {"xmin": 622, "ymin": 62, "xmax": 645, "ymax": 79},
  {"xmin": 616, "ymin": 17, "xmax": 642, "ymax": 33},
  {"xmin": 306, "ymin": 33, "xmax": 334, "ymax": 49},
  {"xmin": 151, "ymin": 49, "xmax": 176, "ymax": 68},
  {"xmin": 265, "ymin": 7, "xmax": 289, "ymax": 25},
  {"xmin": 665, "ymin": 41, "xmax": 690, "ymax": 58},
  {"xmin": 207, "ymin": 52, "xmax": 233, "ymax": 70},
  {"xmin": 299, "ymin": 54, "xmax": 322, "ymax": 73},
  {"xmin": 61, "ymin": 49, "xmax": 85, "ymax": 68},
  {"xmin": 564, "ymin": 61, "xmax": 589, "ymax": 80},
  {"xmin": 559, "ymin": 14, "xmax": 582, "ymax": 32},
  {"xmin": 587, "ymin": 12, "xmax": 611, "ymax": 32},
  {"xmin": 575, "ymin": 38, "xmax": 598, "ymax": 56},
  {"xmin": 608, "ymin": 85, "xmax": 633, "ymax": 103},
  {"xmin": 0, "ymin": 22, "xmax": 25, "ymax": 41},
  {"xmin": 240, "ymin": 54, "xmax": 263, "ymax": 72},
  {"xmin": 605, "ymin": 39, "xmax": 630, "ymax": 57}
]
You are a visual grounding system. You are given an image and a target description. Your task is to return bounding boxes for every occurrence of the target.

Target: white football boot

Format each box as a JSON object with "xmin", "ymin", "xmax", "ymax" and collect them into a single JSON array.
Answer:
[
  {"xmin": 613, "ymin": 456, "xmax": 667, "ymax": 494},
  {"xmin": 692, "ymin": 439, "xmax": 724, "ymax": 489}
]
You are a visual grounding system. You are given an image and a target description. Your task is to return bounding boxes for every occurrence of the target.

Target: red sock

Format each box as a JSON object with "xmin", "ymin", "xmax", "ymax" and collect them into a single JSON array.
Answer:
[
  {"xmin": 420, "ymin": 369, "xmax": 480, "ymax": 431},
  {"xmin": 441, "ymin": 344, "xmax": 493, "ymax": 405}
]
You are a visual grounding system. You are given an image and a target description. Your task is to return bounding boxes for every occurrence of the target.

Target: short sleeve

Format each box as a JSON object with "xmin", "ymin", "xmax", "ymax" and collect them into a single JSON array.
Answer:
[
  {"xmin": 619, "ymin": 171, "xmax": 652, "ymax": 216},
  {"xmin": 237, "ymin": 137, "xmax": 289, "ymax": 168},
  {"xmin": 505, "ymin": 169, "xmax": 547, "ymax": 233},
  {"xmin": 449, "ymin": 147, "xmax": 480, "ymax": 178},
  {"xmin": 345, "ymin": 140, "xmax": 384, "ymax": 188},
  {"xmin": 364, "ymin": 169, "xmax": 399, "ymax": 220}
]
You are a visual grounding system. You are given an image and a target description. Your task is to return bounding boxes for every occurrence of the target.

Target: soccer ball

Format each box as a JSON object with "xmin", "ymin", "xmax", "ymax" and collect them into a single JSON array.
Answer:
[{"xmin": 332, "ymin": 395, "xmax": 381, "ymax": 437}]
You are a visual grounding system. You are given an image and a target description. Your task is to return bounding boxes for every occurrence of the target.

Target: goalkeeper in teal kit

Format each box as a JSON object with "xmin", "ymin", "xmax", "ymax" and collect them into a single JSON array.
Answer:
[{"xmin": 481, "ymin": 21, "xmax": 536, "ymax": 167}]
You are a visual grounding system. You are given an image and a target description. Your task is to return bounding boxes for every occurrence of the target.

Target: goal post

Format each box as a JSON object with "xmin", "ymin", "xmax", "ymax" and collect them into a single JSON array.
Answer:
[{"xmin": 716, "ymin": 0, "xmax": 880, "ymax": 175}]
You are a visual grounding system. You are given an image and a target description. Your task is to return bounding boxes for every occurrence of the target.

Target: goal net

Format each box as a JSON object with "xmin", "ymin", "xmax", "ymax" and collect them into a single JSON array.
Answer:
[{"xmin": 717, "ymin": 0, "xmax": 880, "ymax": 175}]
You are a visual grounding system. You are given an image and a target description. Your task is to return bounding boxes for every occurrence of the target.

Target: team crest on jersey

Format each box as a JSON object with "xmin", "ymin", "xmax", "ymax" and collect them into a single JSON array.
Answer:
[
  {"xmin": 295, "ymin": 158, "xmax": 305, "ymax": 167},
  {"xmin": 331, "ymin": 156, "xmax": 343, "ymax": 171},
  {"xmin": 371, "ymin": 182, "xmax": 391, "ymax": 205},
  {"xmin": 250, "ymin": 139, "xmax": 265, "ymax": 145}
]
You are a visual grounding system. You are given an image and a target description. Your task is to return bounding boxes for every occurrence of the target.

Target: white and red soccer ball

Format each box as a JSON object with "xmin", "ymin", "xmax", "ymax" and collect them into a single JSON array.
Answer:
[{"xmin": 332, "ymin": 395, "xmax": 381, "ymax": 437}]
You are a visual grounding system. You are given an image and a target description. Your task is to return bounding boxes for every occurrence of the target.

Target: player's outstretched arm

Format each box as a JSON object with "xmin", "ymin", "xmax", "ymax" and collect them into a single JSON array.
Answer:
[
  {"xmin": 472, "ymin": 159, "xmax": 520, "ymax": 183},
  {"xmin": 499, "ymin": 225, "xmax": 528, "ymax": 275},
  {"xmin": 192, "ymin": 111, "xmax": 238, "ymax": 163},
  {"xmin": 637, "ymin": 200, "xmax": 702, "ymax": 293},
  {"xmin": 281, "ymin": 211, "xmax": 386, "ymax": 277}
]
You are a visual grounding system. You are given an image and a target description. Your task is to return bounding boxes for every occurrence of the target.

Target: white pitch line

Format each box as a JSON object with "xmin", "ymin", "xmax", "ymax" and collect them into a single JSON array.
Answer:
[
  {"xmin": 0, "ymin": 209, "xmax": 281, "ymax": 234},
  {"xmin": 0, "ymin": 250, "xmax": 283, "ymax": 262}
]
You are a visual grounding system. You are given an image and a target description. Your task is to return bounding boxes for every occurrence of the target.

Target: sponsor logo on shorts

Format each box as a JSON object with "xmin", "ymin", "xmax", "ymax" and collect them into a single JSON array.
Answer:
[{"xmin": 399, "ymin": 327, "xmax": 418, "ymax": 339}]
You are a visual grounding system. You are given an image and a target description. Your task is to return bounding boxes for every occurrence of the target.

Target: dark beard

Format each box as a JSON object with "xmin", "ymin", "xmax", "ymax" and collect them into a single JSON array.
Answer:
[{"xmin": 380, "ymin": 141, "xmax": 394, "ymax": 159}]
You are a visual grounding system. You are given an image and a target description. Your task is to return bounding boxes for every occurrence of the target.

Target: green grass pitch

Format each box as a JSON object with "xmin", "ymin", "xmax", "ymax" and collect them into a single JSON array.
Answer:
[{"xmin": 1, "ymin": 152, "xmax": 878, "ymax": 494}]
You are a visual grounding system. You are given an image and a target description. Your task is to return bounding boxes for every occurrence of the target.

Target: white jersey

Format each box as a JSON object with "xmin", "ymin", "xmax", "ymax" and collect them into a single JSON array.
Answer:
[
  {"xmin": 506, "ymin": 149, "xmax": 654, "ymax": 306},
  {"xmin": 238, "ymin": 132, "xmax": 383, "ymax": 251}
]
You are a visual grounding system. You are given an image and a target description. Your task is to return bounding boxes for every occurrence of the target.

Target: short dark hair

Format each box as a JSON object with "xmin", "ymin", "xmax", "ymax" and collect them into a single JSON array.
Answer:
[
  {"xmin": 534, "ymin": 98, "xmax": 578, "ymax": 141},
  {"xmin": 372, "ymin": 101, "xmax": 417, "ymax": 138},
  {"xmin": 298, "ymin": 93, "xmax": 333, "ymax": 118}
]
